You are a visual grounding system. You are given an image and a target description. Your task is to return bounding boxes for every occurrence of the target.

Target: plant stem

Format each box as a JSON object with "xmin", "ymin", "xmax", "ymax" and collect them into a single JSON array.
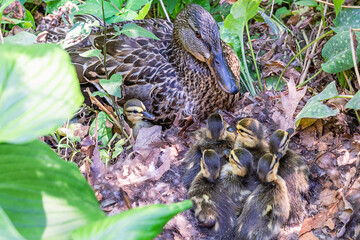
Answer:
[
  {"xmin": 349, "ymin": 28, "xmax": 360, "ymax": 87},
  {"xmin": 239, "ymin": 31, "xmax": 256, "ymax": 96},
  {"xmin": 159, "ymin": 0, "xmax": 170, "ymax": 22},
  {"xmin": 312, "ymin": 0, "xmax": 360, "ymax": 8},
  {"xmin": 246, "ymin": 22, "xmax": 262, "ymax": 91},
  {"xmin": 297, "ymin": 69, "xmax": 322, "ymax": 88},
  {"xmin": 275, "ymin": 30, "xmax": 334, "ymax": 90},
  {"xmin": 101, "ymin": 0, "xmax": 109, "ymax": 80}
]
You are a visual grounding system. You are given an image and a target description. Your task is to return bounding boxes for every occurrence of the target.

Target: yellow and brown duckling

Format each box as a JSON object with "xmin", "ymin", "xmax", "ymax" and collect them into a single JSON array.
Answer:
[
  {"xmin": 269, "ymin": 128, "xmax": 309, "ymax": 225},
  {"xmin": 183, "ymin": 113, "xmax": 235, "ymax": 188},
  {"xmin": 124, "ymin": 99, "xmax": 155, "ymax": 139},
  {"xmin": 235, "ymin": 153, "xmax": 290, "ymax": 240},
  {"xmin": 220, "ymin": 148, "xmax": 260, "ymax": 210},
  {"xmin": 233, "ymin": 118, "xmax": 269, "ymax": 166},
  {"xmin": 188, "ymin": 149, "xmax": 237, "ymax": 238},
  {"xmin": 43, "ymin": 4, "xmax": 240, "ymax": 127}
]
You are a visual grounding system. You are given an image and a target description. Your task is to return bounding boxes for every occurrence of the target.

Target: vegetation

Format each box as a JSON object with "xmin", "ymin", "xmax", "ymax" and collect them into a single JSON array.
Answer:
[{"xmin": 1, "ymin": 0, "xmax": 360, "ymax": 238}]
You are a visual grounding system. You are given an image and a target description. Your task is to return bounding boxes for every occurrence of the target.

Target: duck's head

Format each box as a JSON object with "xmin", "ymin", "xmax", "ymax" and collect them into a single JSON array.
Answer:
[
  {"xmin": 201, "ymin": 149, "xmax": 221, "ymax": 183},
  {"xmin": 229, "ymin": 148, "xmax": 254, "ymax": 177},
  {"xmin": 269, "ymin": 128, "xmax": 294, "ymax": 159},
  {"xmin": 206, "ymin": 113, "xmax": 227, "ymax": 140},
  {"xmin": 235, "ymin": 118, "xmax": 265, "ymax": 148},
  {"xmin": 124, "ymin": 99, "xmax": 155, "ymax": 124},
  {"xmin": 257, "ymin": 153, "xmax": 279, "ymax": 183},
  {"xmin": 173, "ymin": 4, "xmax": 239, "ymax": 95}
]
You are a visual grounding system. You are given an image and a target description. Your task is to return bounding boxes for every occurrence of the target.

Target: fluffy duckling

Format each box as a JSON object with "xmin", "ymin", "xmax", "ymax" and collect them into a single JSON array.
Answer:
[
  {"xmin": 183, "ymin": 113, "xmax": 235, "ymax": 188},
  {"xmin": 269, "ymin": 128, "xmax": 310, "ymax": 225},
  {"xmin": 124, "ymin": 99, "xmax": 155, "ymax": 139},
  {"xmin": 235, "ymin": 153, "xmax": 290, "ymax": 240},
  {"xmin": 188, "ymin": 149, "xmax": 237, "ymax": 238},
  {"xmin": 233, "ymin": 118, "xmax": 269, "ymax": 166},
  {"xmin": 220, "ymin": 148, "xmax": 259, "ymax": 210}
]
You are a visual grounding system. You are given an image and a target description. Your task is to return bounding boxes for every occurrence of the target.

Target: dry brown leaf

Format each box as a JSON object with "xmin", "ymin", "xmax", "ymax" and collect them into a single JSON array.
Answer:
[
  {"xmin": 319, "ymin": 189, "xmax": 338, "ymax": 207},
  {"xmin": 317, "ymin": 152, "xmax": 335, "ymax": 169},
  {"xmin": 299, "ymin": 231, "xmax": 318, "ymax": 240},
  {"xmin": 300, "ymin": 126, "xmax": 316, "ymax": 149},
  {"xmin": 299, "ymin": 212, "xmax": 327, "ymax": 236},
  {"xmin": 325, "ymin": 218, "xmax": 335, "ymax": 230},
  {"xmin": 337, "ymin": 191, "xmax": 354, "ymax": 237}
]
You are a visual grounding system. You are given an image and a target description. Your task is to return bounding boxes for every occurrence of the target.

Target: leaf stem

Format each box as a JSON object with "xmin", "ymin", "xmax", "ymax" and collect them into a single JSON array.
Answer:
[
  {"xmin": 312, "ymin": 0, "xmax": 360, "ymax": 8},
  {"xmin": 349, "ymin": 28, "xmax": 360, "ymax": 87},
  {"xmin": 100, "ymin": 0, "xmax": 109, "ymax": 80},
  {"xmin": 246, "ymin": 21, "xmax": 262, "ymax": 91},
  {"xmin": 275, "ymin": 30, "xmax": 334, "ymax": 90},
  {"xmin": 297, "ymin": 69, "xmax": 322, "ymax": 88},
  {"xmin": 239, "ymin": 32, "xmax": 256, "ymax": 96}
]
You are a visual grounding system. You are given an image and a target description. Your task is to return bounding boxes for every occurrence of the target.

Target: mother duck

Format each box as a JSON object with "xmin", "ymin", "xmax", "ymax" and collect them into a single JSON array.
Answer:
[{"xmin": 60, "ymin": 4, "xmax": 240, "ymax": 126}]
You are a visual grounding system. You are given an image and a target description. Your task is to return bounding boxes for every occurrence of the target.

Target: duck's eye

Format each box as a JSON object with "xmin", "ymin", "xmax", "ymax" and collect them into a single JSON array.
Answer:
[{"xmin": 195, "ymin": 31, "xmax": 201, "ymax": 39}]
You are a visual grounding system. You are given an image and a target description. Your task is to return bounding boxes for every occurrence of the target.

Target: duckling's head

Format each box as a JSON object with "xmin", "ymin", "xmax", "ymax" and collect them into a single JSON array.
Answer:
[
  {"xmin": 173, "ymin": 4, "xmax": 239, "ymax": 95},
  {"xmin": 229, "ymin": 148, "xmax": 254, "ymax": 177},
  {"xmin": 201, "ymin": 149, "xmax": 221, "ymax": 183},
  {"xmin": 269, "ymin": 128, "xmax": 294, "ymax": 158},
  {"xmin": 257, "ymin": 153, "xmax": 279, "ymax": 183},
  {"xmin": 235, "ymin": 118, "xmax": 264, "ymax": 148},
  {"xmin": 124, "ymin": 99, "xmax": 155, "ymax": 124},
  {"xmin": 206, "ymin": 113, "xmax": 227, "ymax": 140}
]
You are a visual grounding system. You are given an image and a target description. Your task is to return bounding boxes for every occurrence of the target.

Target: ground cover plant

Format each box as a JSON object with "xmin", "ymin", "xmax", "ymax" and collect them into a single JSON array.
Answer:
[{"xmin": 1, "ymin": 0, "xmax": 360, "ymax": 239}]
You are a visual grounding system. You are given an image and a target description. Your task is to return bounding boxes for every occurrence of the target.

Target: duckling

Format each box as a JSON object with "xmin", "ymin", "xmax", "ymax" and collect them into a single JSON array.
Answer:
[
  {"xmin": 182, "ymin": 113, "xmax": 235, "ymax": 188},
  {"xmin": 233, "ymin": 118, "xmax": 269, "ymax": 166},
  {"xmin": 269, "ymin": 128, "xmax": 309, "ymax": 225},
  {"xmin": 235, "ymin": 153, "xmax": 290, "ymax": 240},
  {"xmin": 188, "ymin": 149, "xmax": 237, "ymax": 238},
  {"xmin": 124, "ymin": 99, "xmax": 155, "ymax": 139},
  {"xmin": 220, "ymin": 148, "xmax": 259, "ymax": 210}
]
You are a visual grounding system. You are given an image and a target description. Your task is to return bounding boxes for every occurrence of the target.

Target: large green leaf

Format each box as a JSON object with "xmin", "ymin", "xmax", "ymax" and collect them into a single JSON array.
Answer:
[
  {"xmin": 0, "ymin": 140, "xmax": 106, "ymax": 239},
  {"xmin": 333, "ymin": 0, "xmax": 345, "ymax": 15},
  {"xmin": 100, "ymin": 74, "xmax": 123, "ymax": 98},
  {"xmin": 0, "ymin": 207, "xmax": 25, "ymax": 240},
  {"xmin": 77, "ymin": 0, "xmax": 118, "ymax": 19},
  {"xmin": 3, "ymin": 31, "xmax": 37, "ymax": 45},
  {"xmin": 321, "ymin": 31, "xmax": 360, "ymax": 73},
  {"xmin": 0, "ymin": 44, "xmax": 83, "ymax": 144},
  {"xmin": 333, "ymin": 9, "xmax": 360, "ymax": 33},
  {"xmin": 345, "ymin": 90, "xmax": 360, "ymax": 110},
  {"xmin": 71, "ymin": 200, "xmax": 193, "ymax": 240},
  {"xmin": 125, "ymin": 0, "xmax": 149, "ymax": 11},
  {"xmin": 295, "ymin": 82, "xmax": 339, "ymax": 126}
]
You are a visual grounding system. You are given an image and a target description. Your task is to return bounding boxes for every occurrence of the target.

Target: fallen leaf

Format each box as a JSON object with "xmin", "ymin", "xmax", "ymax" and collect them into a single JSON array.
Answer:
[
  {"xmin": 299, "ymin": 231, "xmax": 318, "ymax": 240},
  {"xmin": 319, "ymin": 189, "xmax": 338, "ymax": 207},
  {"xmin": 325, "ymin": 218, "xmax": 335, "ymax": 230},
  {"xmin": 337, "ymin": 191, "xmax": 354, "ymax": 237},
  {"xmin": 299, "ymin": 212, "xmax": 327, "ymax": 236}
]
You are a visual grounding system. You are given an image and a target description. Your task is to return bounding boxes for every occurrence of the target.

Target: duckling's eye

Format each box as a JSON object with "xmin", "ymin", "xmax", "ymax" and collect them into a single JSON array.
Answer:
[
  {"xmin": 195, "ymin": 31, "xmax": 202, "ymax": 39},
  {"xmin": 133, "ymin": 110, "xmax": 138, "ymax": 114},
  {"xmin": 237, "ymin": 129, "xmax": 246, "ymax": 134}
]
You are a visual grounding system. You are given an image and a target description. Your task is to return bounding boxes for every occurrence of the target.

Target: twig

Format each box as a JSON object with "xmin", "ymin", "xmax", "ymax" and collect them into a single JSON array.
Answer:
[
  {"xmin": 349, "ymin": 28, "xmax": 360, "ymax": 86},
  {"xmin": 297, "ymin": 69, "xmax": 323, "ymax": 88},
  {"xmin": 312, "ymin": 0, "xmax": 360, "ymax": 8},
  {"xmin": 246, "ymin": 22, "xmax": 262, "ymax": 91},
  {"xmin": 159, "ymin": 0, "xmax": 170, "ymax": 22},
  {"xmin": 269, "ymin": 0, "xmax": 275, "ymax": 18},
  {"xmin": 299, "ymin": 1, "xmax": 328, "ymax": 84},
  {"xmin": 342, "ymin": 71, "xmax": 354, "ymax": 93},
  {"xmin": 275, "ymin": 30, "xmax": 334, "ymax": 90}
]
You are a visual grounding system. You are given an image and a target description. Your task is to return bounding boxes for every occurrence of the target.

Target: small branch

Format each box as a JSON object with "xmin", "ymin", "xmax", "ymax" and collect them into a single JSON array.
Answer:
[
  {"xmin": 312, "ymin": 0, "xmax": 360, "ymax": 8},
  {"xmin": 342, "ymin": 71, "xmax": 354, "ymax": 93},
  {"xmin": 159, "ymin": 0, "xmax": 170, "ymax": 22}
]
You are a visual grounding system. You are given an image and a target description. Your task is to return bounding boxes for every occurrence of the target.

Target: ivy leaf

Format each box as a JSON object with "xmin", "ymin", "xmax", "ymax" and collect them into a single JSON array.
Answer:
[
  {"xmin": 77, "ymin": 0, "xmax": 118, "ymax": 19},
  {"xmin": 71, "ymin": 200, "xmax": 193, "ymax": 240},
  {"xmin": 333, "ymin": 9, "xmax": 360, "ymax": 32},
  {"xmin": 345, "ymin": 90, "xmax": 360, "ymax": 110},
  {"xmin": 100, "ymin": 74, "xmax": 122, "ymax": 98},
  {"xmin": 321, "ymin": 31, "xmax": 360, "ymax": 73},
  {"xmin": 0, "ymin": 140, "xmax": 105, "ymax": 239},
  {"xmin": 125, "ymin": 0, "xmax": 149, "ymax": 11},
  {"xmin": 295, "ymin": 82, "xmax": 339, "ymax": 127},
  {"xmin": 0, "ymin": 44, "xmax": 83, "ymax": 144}
]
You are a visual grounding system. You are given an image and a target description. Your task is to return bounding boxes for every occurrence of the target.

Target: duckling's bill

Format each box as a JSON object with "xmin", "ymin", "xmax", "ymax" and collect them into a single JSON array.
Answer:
[{"xmin": 142, "ymin": 111, "xmax": 155, "ymax": 120}]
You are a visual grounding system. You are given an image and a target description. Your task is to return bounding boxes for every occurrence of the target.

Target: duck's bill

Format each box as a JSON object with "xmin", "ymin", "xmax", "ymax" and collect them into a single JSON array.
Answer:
[
  {"xmin": 207, "ymin": 51, "xmax": 240, "ymax": 95},
  {"xmin": 142, "ymin": 111, "xmax": 155, "ymax": 120}
]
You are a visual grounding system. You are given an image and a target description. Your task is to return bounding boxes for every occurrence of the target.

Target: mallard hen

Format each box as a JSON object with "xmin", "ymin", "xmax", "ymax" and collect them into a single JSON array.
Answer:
[
  {"xmin": 43, "ymin": 4, "xmax": 241, "ymax": 126},
  {"xmin": 233, "ymin": 118, "xmax": 269, "ymax": 166},
  {"xmin": 235, "ymin": 153, "xmax": 290, "ymax": 240},
  {"xmin": 188, "ymin": 149, "xmax": 237, "ymax": 239},
  {"xmin": 124, "ymin": 99, "xmax": 155, "ymax": 139},
  {"xmin": 182, "ymin": 113, "xmax": 235, "ymax": 188},
  {"xmin": 269, "ymin": 128, "xmax": 309, "ymax": 225}
]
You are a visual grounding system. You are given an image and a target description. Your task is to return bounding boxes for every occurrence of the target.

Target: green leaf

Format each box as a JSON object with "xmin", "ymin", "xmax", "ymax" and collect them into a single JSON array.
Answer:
[
  {"xmin": 321, "ymin": 31, "xmax": 360, "ymax": 73},
  {"xmin": 295, "ymin": 0, "xmax": 317, "ymax": 7},
  {"xmin": 119, "ymin": 22, "xmax": 160, "ymax": 40},
  {"xmin": 71, "ymin": 200, "xmax": 193, "ymax": 240},
  {"xmin": 0, "ymin": 207, "xmax": 25, "ymax": 240},
  {"xmin": 107, "ymin": 9, "xmax": 139, "ymax": 23},
  {"xmin": 163, "ymin": 0, "xmax": 177, "ymax": 15},
  {"xmin": 3, "ymin": 31, "xmax": 37, "ymax": 45},
  {"xmin": 91, "ymin": 91, "xmax": 108, "ymax": 97},
  {"xmin": 100, "ymin": 74, "xmax": 122, "ymax": 98},
  {"xmin": 80, "ymin": 49, "xmax": 102, "ymax": 58},
  {"xmin": 295, "ymin": 82, "xmax": 339, "ymax": 126},
  {"xmin": 259, "ymin": 11, "xmax": 285, "ymax": 38},
  {"xmin": 191, "ymin": 0, "xmax": 210, "ymax": 11},
  {"xmin": 110, "ymin": 0, "xmax": 124, "ymax": 9},
  {"xmin": 219, "ymin": 22, "xmax": 241, "ymax": 53},
  {"xmin": 90, "ymin": 111, "xmax": 113, "ymax": 146},
  {"xmin": 345, "ymin": 91, "xmax": 360, "ymax": 110},
  {"xmin": 77, "ymin": 0, "xmax": 119, "ymax": 19},
  {"xmin": 0, "ymin": 44, "xmax": 84, "ymax": 144},
  {"xmin": 24, "ymin": 9, "xmax": 35, "ymax": 29},
  {"xmin": 137, "ymin": 0, "xmax": 152, "ymax": 20},
  {"xmin": 333, "ymin": 9, "xmax": 360, "ymax": 32},
  {"xmin": 275, "ymin": 6, "xmax": 291, "ymax": 19},
  {"xmin": 62, "ymin": 21, "xmax": 97, "ymax": 49},
  {"xmin": 0, "ymin": 140, "xmax": 105, "ymax": 239},
  {"xmin": 333, "ymin": 0, "xmax": 345, "ymax": 15},
  {"xmin": 125, "ymin": 0, "xmax": 149, "ymax": 11}
]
